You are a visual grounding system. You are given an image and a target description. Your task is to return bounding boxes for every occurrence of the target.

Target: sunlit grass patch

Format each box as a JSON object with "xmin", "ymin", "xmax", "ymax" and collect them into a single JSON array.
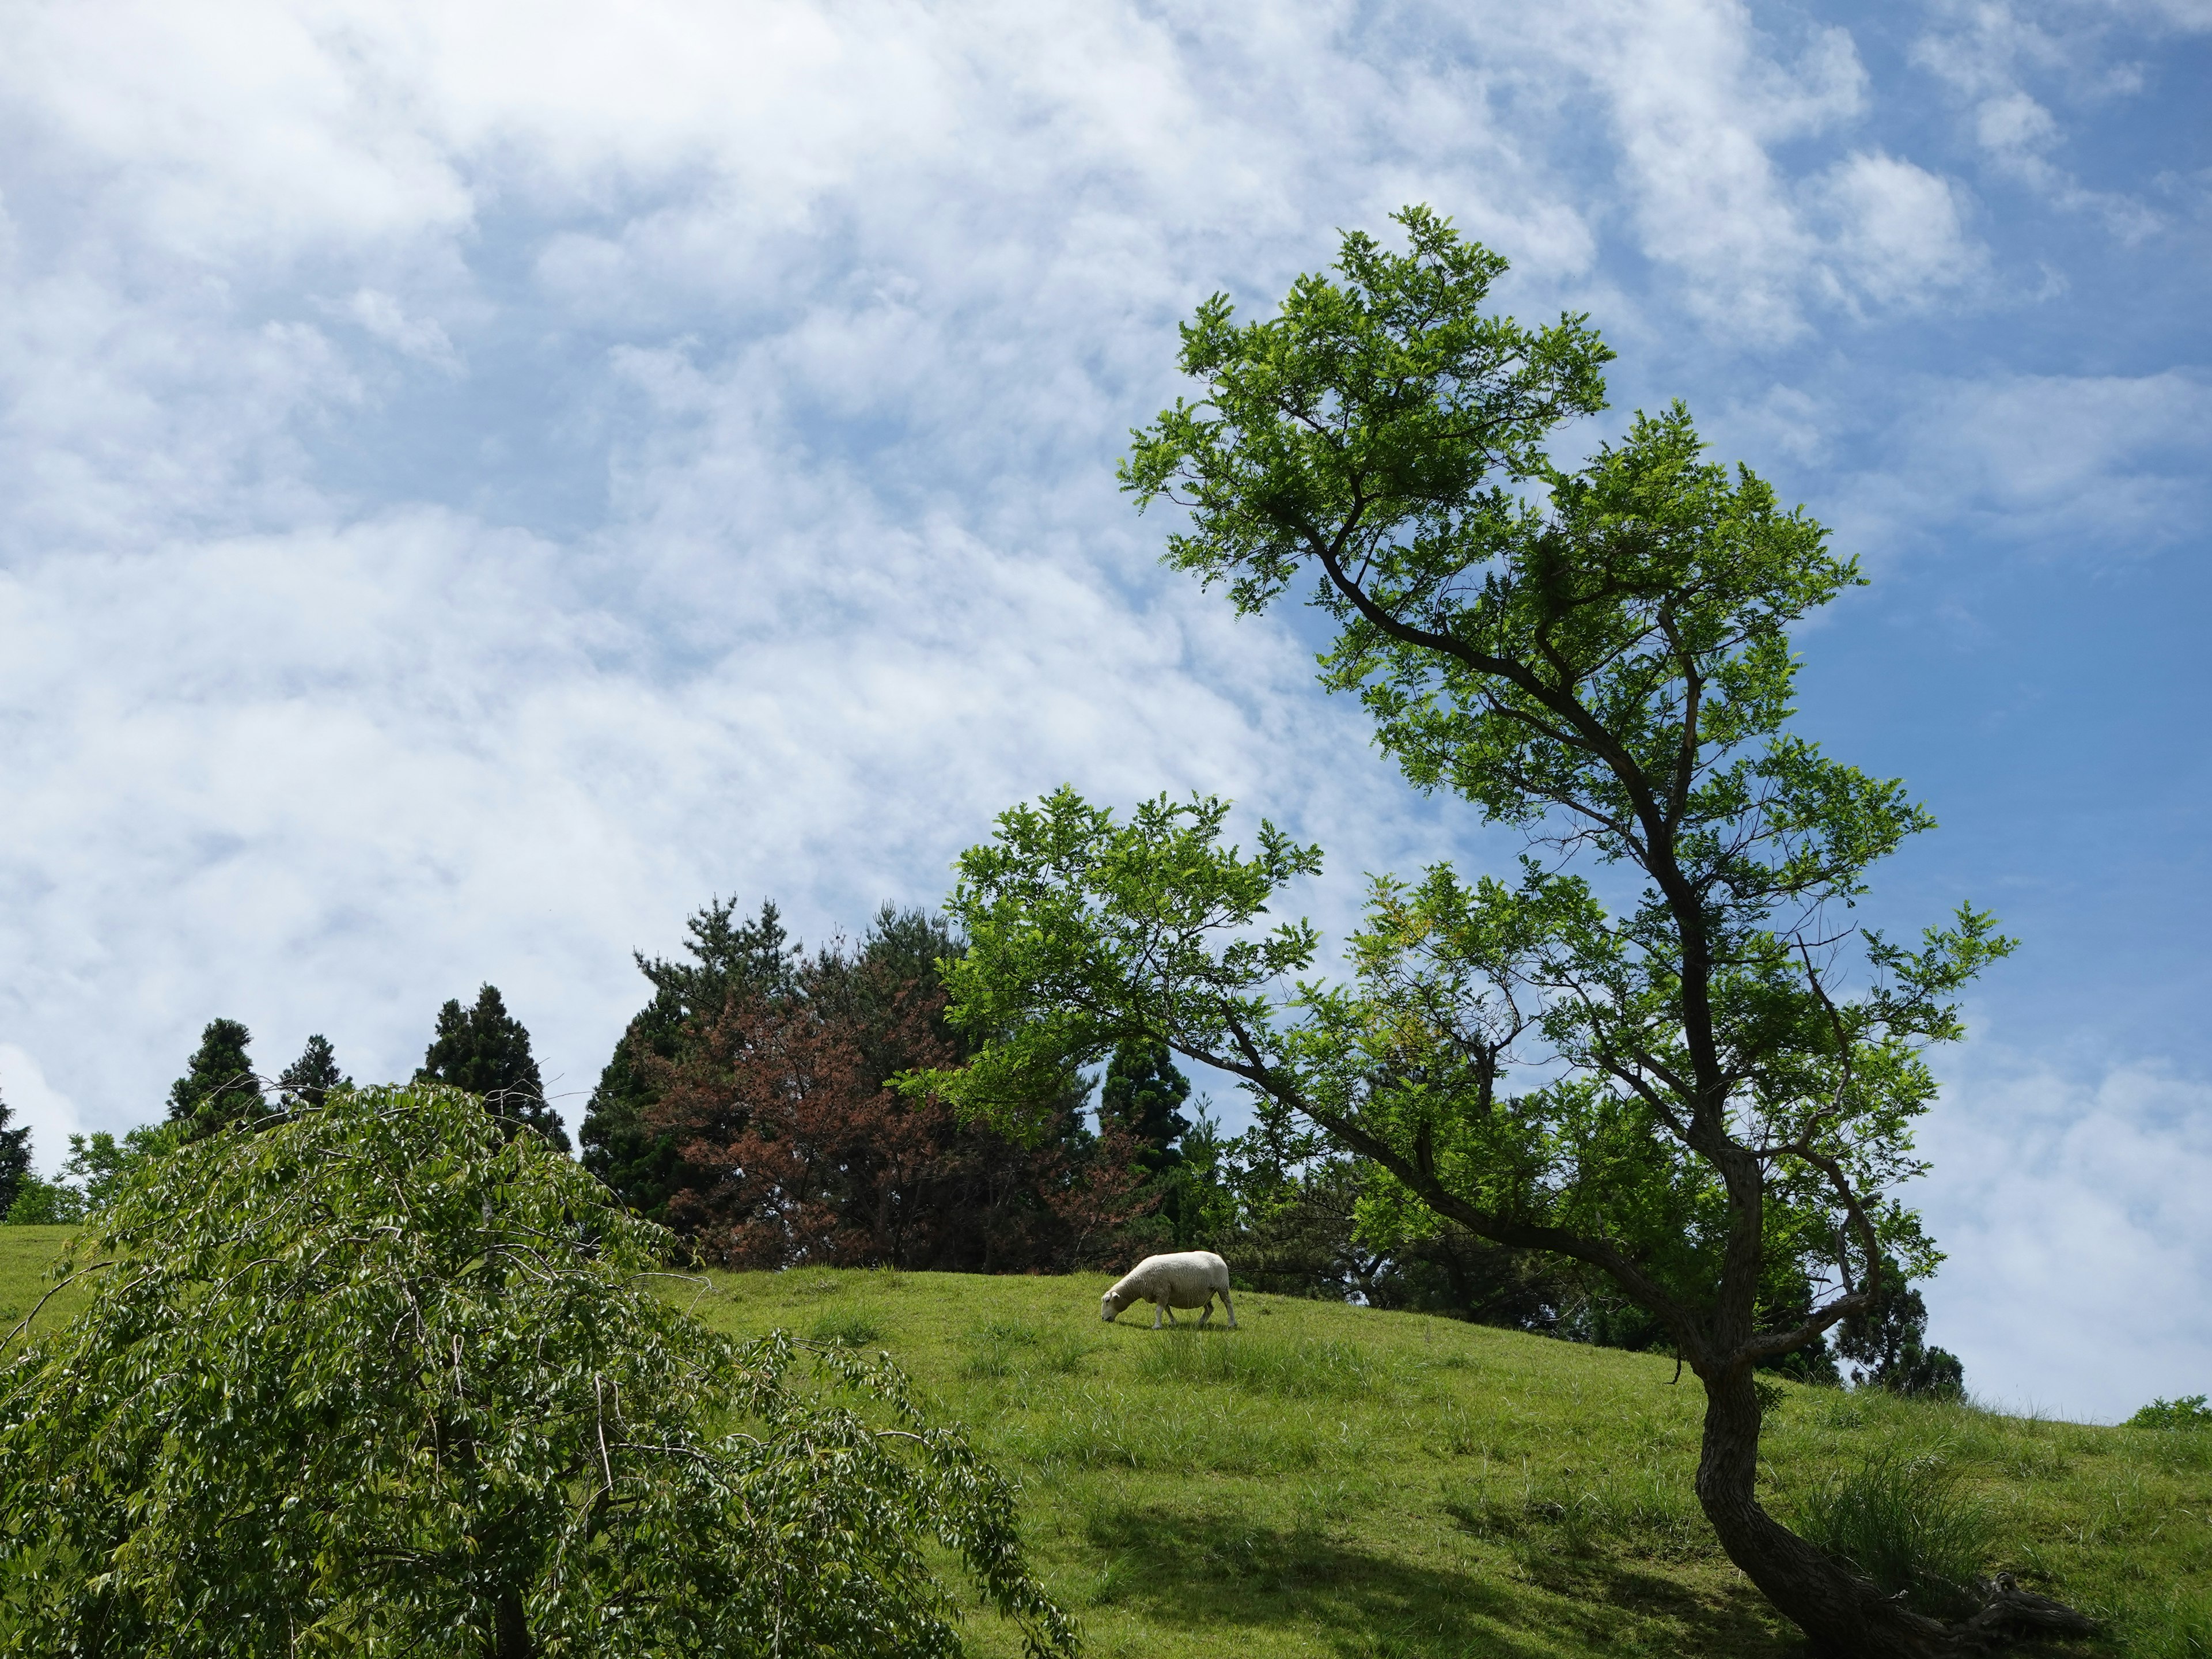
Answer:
[{"xmin": 1009, "ymin": 1382, "xmax": 1340, "ymax": 1475}]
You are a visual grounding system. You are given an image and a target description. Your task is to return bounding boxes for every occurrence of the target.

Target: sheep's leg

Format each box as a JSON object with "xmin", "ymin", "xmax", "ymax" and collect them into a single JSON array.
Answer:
[
  {"xmin": 1152, "ymin": 1300, "xmax": 1165, "ymax": 1329},
  {"xmin": 1198, "ymin": 1297, "xmax": 1213, "ymax": 1328},
  {"xmin": 1220, "ymin": 1287, "xmax": 1237, "ymax": 1329}
]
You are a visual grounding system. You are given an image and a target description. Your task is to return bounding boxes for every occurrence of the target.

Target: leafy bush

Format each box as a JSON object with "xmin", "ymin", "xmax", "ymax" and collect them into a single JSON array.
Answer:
[
  {"xmin": 1791, "ymin": 1450, "xmax": 1996, "ymax": 1619},
  {"xmin": 1, "ymin": 1175, "xmax": 82, "ymax": 1226},
  {"xmin": 0, "ymin": 1084, "xmax": 1074, "ymax": 1658},
  {"xmin": 2131, "ymin": 1395, "xmax": 2212, "ymax": 1431}
]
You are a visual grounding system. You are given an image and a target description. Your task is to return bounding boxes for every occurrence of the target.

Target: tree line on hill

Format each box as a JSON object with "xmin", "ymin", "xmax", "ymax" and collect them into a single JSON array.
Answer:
[{"xmin": 0, "ymin": 890, "xmax": 1960, "ymax": 1400}]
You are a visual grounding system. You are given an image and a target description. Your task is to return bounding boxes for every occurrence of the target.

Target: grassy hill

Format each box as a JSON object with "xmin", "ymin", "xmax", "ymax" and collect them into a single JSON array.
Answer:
[{"xmin": 4, "ymin": 1230, "xmax": 2205, "ymax": 1655}]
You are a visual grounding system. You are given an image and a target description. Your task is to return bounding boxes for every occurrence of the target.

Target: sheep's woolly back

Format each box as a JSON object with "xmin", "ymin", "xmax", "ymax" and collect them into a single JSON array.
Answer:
[{"xmin": 1108, "ymin": 1251, "xmax": 1230, "ymax": 1304}]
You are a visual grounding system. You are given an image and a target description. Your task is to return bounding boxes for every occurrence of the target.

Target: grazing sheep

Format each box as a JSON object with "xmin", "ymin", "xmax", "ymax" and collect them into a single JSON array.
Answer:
[{"xmin": 1101, "ymin": 1251, "xmax": 1237, "ymax": 1330}]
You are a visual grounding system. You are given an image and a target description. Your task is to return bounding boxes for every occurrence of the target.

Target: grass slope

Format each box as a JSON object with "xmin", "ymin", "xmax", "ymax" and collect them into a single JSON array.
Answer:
[{"xmin": 3, "ymin": 1233, "xmax": 2205, "ymax": 1655}]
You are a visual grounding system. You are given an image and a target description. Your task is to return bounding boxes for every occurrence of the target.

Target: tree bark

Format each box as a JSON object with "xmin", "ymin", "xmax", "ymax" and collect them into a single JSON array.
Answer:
[
  {"xmin": 1693, "ymin": 1368, "xmax": 2093, "ymax": 1658},
  {"xmin": 490, "ymin": 1584, "xmax": 535, "ymax": 1659}
]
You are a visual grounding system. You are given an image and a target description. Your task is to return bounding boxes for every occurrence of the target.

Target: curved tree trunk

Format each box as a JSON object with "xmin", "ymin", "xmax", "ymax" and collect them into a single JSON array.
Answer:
[
  {"xmin": 1696, "ymin": 1368, "xmax": 1968, "ymax": 1659},
  {"xmin": 1696, "ymin": 1370, "xmax": 2098, "ymax": 1656}
]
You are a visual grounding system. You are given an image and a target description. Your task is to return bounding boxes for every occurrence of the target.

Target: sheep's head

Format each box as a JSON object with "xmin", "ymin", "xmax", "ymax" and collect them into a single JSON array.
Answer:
[{"xmin": 1101, "ymin": 1287, "xmax": 1130, "ymax": 1323}]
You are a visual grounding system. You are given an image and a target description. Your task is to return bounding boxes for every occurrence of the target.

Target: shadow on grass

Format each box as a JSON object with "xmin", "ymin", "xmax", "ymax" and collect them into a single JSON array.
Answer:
[
  {"xmin": 1079, "ymin": 1500, "xmax": 1793, "ymax": 1659},
  {"xmin": 1078, "ymin": 1502, "xmax": 1533, "ymax": 1658}
]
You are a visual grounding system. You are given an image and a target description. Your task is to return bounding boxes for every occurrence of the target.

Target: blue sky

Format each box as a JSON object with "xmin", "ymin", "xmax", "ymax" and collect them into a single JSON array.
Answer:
[{"xmin": 0, "ymin": 0, "xmax": 2205, "ymax": 1421}]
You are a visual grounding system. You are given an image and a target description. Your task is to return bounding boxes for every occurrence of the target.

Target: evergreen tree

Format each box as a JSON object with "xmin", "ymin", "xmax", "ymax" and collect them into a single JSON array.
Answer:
[
  {"xmin": 276, "ymin": 1035, "xmax": 350, "ymax": 1111},
  {"xmin": 416, "ymin": 986, "xmax": 569, "ymax": 1153},
  {"xmin": 1838, "ymin": 1257, "xmax": 1966, "ymax": 1398},
  {"xmin": 0, "ymin": 1088, "xmax": 31, "ymax": 1218},
  {"xmin": 1098, "ymin": 1040, "xmax": 1191, "ymax": 1176},
  {"xmin": 165, "ymin": 1019, "xmax": 262, "ymax": 1132},
  {"xmin": 581, "ymin": 899, "xmax": 800, "ymax": 1216}
]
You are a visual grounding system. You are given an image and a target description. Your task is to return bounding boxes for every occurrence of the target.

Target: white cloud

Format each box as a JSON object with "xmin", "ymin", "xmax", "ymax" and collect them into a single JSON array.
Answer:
[
  {"xmin": 343, "ymin": 289, "xmax": 462, "ymax": 373},
  {"xmin": 1920, "ymin": 1051, "xmax": 2212, "ymax": 1423},
  {"xmin": 1808, "ymin": 150, "xmax": 1984, "ymax": 308},
  {"xmin": 0, "ymin": 0, "xmax": 2198, "ymax": 1418},
  {"xmin": 1910, "ymin": 0, "xmax": 2166, "ymax": 237},
  {"xmin": 1830, "ymin": 369, "xmax": 2212, "ymax": 563},
  {"xmin": 0, "ymin": 1047, "xmax": 81, "ymax": 1177}
]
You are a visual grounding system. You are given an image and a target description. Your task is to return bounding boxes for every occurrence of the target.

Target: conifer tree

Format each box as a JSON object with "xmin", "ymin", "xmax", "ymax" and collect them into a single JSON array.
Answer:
[
  {"xmin": 1099, "ymin": 1039, "xmax": 1192, "ymax": 1176},
  {"xmin": 276, "ymin": 1035, "xmax": 350, "ymax": 1111},
  {"xmin": 416, "ymin": 986, "xmax": 569, "ymax": 1153},
  {"xmin": 164, "ymin": 1018, "xmax": 262, "ymax": 1132},
  {"xmin": 0, "ymin": 1088, "xmax": 30, "ymax": 1218},
  {"xmin": 582, "ymin": 899, "xmax": 800, "ymax": 1215}
]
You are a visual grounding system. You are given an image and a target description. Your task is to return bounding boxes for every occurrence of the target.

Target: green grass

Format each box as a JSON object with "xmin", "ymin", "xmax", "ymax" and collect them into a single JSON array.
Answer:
[{"xmin": 3, "ymin": 1233, "xmax": 2204, "ymax": 1656}]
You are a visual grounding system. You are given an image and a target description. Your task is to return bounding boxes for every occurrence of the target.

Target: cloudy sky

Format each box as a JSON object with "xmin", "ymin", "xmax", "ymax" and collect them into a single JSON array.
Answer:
[{"xmin": 1, "ymin": 0, "xmax": 2205, "ymax": 1420}]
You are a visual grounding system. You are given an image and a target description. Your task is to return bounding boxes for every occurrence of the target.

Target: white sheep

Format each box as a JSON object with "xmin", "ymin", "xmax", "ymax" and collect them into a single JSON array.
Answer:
[{"xmin": 1100, "ymin": 1251, "xmax": 1238, "ymax": 1330}]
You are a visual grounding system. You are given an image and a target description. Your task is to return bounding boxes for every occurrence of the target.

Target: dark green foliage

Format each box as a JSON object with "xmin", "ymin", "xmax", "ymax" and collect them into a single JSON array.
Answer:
[
  {"xmin": 275, "ymin": 1033, "xmax": 349, "ymax": 1111},
  {"xmin": 1100, "ymin": 1040, "xmax": 1192, "ymax": 1175},
  {"xmin": 1792, "ymin": 1452, "xmax": 1996, "ymax": 1619},
  {"xmin": 581, "ymin": 899, "xmax": 799, "ymax": 1217},
  {"xmin": 416, "ymin": 984, "xmax": 569, "ymax": 1154},
  {"xmin": 164, "ymin": 1017, "xmax": 261, "ymax": 1132},
  {"xmin": 2130, "ymin": 1395, "xmax": 2212, "ymax": 1430},
  {"xmin": 0, "ymin": 1085, "xmax": 1075, "ymax": 1656},
  {"xmin": 1839, "ymin": 1260, "xmax": 1965, "ymax": 1398},
  {"xmin": 0, "ymin": 1092, "xmax": 26, "ymax": 1219}
]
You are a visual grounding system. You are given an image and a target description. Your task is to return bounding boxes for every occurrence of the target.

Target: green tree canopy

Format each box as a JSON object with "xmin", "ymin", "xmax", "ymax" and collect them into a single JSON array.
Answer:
[
  {"xmin": 417, "ymin": 984, "xmax": 569, "ymax": 1153},
  {"xmin": 0, "ymin": 1084, "xmax": 1074, "ymax": 1658},
  {"xmin": 913, "ymin": 209, "xmax": 2080, "ymax": 1656},
  {"xmin": 165, "ymin": 1017, "xmax": 262, "ymax": 1133}
]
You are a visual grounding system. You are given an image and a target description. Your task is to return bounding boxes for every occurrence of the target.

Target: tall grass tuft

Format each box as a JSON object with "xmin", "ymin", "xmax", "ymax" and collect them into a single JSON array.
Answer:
[
  {"xmin": 961, "ymin": 1317, "xmax": 1092, "ymax": 1380},
  {"xmin": 1791, "ymin": 1450, "xmax": 1995, "ymax": 1619},
  {"xmin": 807, "ymin": 1308, "xmax": 887, "ymax": 1348},
  {"xmin": 1134, "ymin": 1328, "xmax": 1389, "ymax": 1399},
  {"xmin": 2122, "ymin": 1588, "xmax": 2212, "ymax": 1659}
]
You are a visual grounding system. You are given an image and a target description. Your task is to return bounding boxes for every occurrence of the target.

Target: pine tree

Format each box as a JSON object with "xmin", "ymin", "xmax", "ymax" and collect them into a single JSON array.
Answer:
[
  {"xmin": 1837, "ymin": 1257, "xmax": 1966, "ymax": 1398},
  {"xmin": 415, "ymin": 986, "xmax": 569, "ymax": 1153},
  {"xmin": 276, "ymin": 1035, "xmax": 350, "ymax": 1111},
  {"xmin": 1099, "ymin": 1040, "xmax": 1191, "ymax": 1177},
  {"xmin": 165, "ymin": 1019, "xmax": 262, "ymax": 1132},
  {"xmin": 0, "ymin": 1088, "xmax": 31, "ymax": 1218},
  {"xmin": 581, "ymin": 899, "xmax": 800, "ymax": 1216}
]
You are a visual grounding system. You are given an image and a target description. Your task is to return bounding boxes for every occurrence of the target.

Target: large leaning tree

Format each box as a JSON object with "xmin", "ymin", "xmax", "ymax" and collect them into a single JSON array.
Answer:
[
  {"xmin": 911, "ymin": 209, "xmax": 2089, "ymax": 1657},
  {"xmin": 0, "ymin": 1084, "xmax": 1074, "ymax": 1659}
]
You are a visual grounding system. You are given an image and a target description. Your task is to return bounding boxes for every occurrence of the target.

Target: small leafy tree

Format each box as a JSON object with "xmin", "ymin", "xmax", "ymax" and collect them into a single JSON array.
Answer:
[
  {"xmin": 164, "ymin": 1017, "xmax": 261, "ymax": 1133},
  {"xmin": 61, "ymin": 1123, "xmax": 183, "ymax": 1211},
  {"xmin": 418, "ymin": 984, "xmax": 570, "ymax": 1152},
  {"xmin": 915, "ymin": 210, "xmax": 2088, "ymax": 1655},
  {"xmin": 0, "ymin": 1084, "xmax": 1075, "ymax": 1658}
]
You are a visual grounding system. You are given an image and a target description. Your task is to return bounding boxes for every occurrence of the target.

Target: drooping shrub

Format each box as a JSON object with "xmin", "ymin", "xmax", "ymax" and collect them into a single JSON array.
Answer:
[{"xmin": 0, "ymin": 1083, "xmax": 1074, "ymax": 1658}]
